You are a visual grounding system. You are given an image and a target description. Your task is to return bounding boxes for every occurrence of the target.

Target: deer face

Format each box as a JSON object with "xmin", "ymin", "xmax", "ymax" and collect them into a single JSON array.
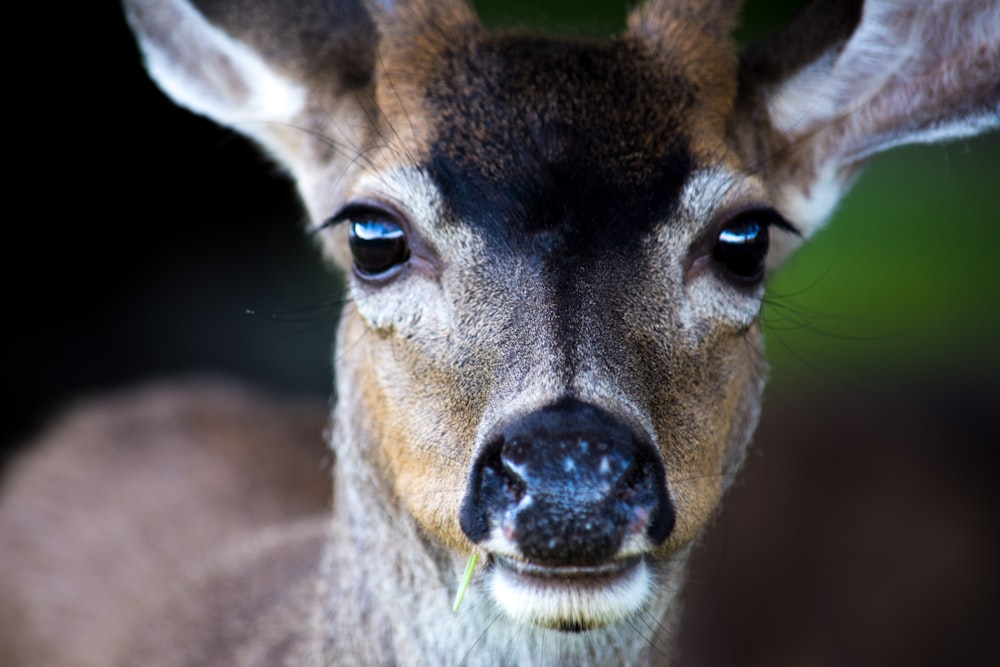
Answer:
[{"xmin": 318, "ymin": 24, "xmax": 788, "ymax": 630}]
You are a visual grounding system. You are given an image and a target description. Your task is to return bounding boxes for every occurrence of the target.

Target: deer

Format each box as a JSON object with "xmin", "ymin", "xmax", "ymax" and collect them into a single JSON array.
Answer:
[{"xmin": 1, "ymin": 0, "xmax": 997, "ymax": 665}]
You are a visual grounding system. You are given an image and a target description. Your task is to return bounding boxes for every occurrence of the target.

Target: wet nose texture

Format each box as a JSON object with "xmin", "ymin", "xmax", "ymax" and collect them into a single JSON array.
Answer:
[{"xmin": 460, "ymin": 399, "xmax": 674, "ymax": 566}]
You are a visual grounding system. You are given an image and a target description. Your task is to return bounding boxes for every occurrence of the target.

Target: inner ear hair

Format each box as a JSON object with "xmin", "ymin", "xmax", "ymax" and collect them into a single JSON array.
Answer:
[{"xmin": 733, "ymin": 0, "xmax": 999, "ymax": 233}]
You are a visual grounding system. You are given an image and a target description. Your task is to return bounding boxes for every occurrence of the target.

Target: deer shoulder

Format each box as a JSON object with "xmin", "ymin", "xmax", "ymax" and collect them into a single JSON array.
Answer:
[{"xmin": 0, "ymin": 381, "xmax": 329, "ymax": 666}]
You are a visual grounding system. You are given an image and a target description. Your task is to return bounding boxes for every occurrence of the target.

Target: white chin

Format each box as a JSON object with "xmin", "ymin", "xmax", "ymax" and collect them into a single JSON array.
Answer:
[{"xmin": 489, "ymin": 556, "xmax": 651, "ymax": 631}]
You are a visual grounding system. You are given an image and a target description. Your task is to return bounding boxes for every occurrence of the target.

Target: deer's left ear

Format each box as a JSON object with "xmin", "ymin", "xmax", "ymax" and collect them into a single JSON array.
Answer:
[{"xmin": 733, "ymin": 0, "xmax": 999, "ymax": 236}]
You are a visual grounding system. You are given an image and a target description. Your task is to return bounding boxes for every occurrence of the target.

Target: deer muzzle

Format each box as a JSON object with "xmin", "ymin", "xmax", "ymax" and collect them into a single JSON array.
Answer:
[{"xmin": 459, "ymin": 399, "xmax": 674, "ymax": 628}]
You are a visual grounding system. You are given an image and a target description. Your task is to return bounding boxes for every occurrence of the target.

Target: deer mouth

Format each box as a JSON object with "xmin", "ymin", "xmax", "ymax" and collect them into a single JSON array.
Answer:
[
  {"xmin": 460, "ymin": 400, "xmax": 672, "ymax": 629},
  {"xmin": 489, "ymin": 554, "xmax": 650, "ymax": 631}
]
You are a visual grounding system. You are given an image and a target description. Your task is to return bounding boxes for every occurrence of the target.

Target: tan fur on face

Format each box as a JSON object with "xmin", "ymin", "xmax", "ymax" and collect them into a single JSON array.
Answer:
[
  {"xmin": 328, "ymin": 1, "xmax": 775, "ymax": 626},
  {"xmin": 629, "ymin": 0, "xmax": 741, "ymax": 163},
  {"xmin": 366, "ymin": 0, "xmax": 482, "ymax": 169}
]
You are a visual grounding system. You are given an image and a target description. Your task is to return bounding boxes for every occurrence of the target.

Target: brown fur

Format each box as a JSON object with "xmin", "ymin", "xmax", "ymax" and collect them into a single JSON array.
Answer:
[{"xmin": 0, "ymin": 380, "xmax": 329, "ymax": 666}]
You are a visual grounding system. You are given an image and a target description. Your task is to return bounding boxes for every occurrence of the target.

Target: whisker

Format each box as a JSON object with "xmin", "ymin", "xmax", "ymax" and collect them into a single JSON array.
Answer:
[
  {"xmin": 624, "ymin": 615, "xmax": 673, "ymax": 664},
  {"xmin": 458, "ymin": 609, "xmax": 506, "ymax": 667}
]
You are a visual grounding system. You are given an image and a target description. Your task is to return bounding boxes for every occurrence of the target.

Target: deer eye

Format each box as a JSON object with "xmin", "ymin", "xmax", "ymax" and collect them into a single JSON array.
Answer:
[
  {"xmin": 713, "ymin": 209, "xmax": 792, "ymax": 285},
  {"xmin": 345, "ymin": 209, "xmax": 410, "ymax": 278}
]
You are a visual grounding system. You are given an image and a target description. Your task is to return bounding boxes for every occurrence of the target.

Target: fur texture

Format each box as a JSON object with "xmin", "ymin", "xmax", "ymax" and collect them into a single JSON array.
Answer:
[{"xmin": 1, "ymin": 1, "xmax": 996, "ymax": 665}]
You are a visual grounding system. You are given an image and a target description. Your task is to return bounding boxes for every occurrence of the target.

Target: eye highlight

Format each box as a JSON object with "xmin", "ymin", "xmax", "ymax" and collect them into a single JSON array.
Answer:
[
  {"xmin": 350, "ymin": 217, "xmax": 409, "ymax": 276},
  {"xmin": 325, "ymin": 204, "xmax": 411, "ymax": 278},
  {"xmin": 712, "ymin": 209, "xmax": 794, "ymax": 285}
]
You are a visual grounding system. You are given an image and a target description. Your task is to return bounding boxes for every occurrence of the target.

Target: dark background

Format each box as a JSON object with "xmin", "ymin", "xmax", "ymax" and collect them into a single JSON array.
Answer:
[{"xmin": 4, "ymin": 2, "xmax": 998, "ymax": 665}]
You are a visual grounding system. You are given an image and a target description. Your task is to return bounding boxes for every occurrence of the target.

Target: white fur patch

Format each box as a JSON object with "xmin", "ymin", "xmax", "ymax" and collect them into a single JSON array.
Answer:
[
  {"xmin": 776, "ymin": 161, "xmax": 849, "ymax": 233},
  {"xmin": 129, "ymin": 0, "xmax": 306, "ymax": 127},
  {"xmin": 490, "ymin": 559, "xmax": 652, "ymax": 629},
  {"xmin": 763, "ymin": 0, "xmax": 999, "ymax": 233},
  {"xmin": 347, "ymin": 168, "xmax": 445, "ymax": 235}
]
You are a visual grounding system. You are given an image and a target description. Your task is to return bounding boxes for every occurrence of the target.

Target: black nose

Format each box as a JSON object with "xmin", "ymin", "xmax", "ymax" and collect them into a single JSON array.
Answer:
[{"xmin": 460, "ymin": 399, "xmax": 673, "ymax": 567}]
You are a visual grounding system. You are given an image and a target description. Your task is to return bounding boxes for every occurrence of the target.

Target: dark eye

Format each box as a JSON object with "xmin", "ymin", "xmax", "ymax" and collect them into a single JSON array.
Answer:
[
  {"xmin": 713, "ymin": 210, "xmax": 791, "ymax": 284},
  {"xmin": 346, "ymin": 209, "xmax": 410, "ymax": 277}
]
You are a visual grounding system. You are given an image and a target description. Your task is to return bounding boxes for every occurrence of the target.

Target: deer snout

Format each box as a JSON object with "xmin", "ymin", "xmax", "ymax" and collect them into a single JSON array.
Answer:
[{"xmin": 460, "ymin": 400, "xmax": 674, "ymax": 566}]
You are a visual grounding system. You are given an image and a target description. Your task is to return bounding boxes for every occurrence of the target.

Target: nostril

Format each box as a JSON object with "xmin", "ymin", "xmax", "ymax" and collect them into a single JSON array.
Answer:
[
  {"xmin": 460, "ymin": 438, "xmax": 527, "ymax": 543},
  {"xmin": 500, "ymin": 438, "xmax": 531, "ymax": 495},
  {"xmin": 502, "ymin": 438, "xmax": 530, "ymax": 467},
  {"xmin": 494, "ymin": 460, "xmax": 527, "ymax": 504}
]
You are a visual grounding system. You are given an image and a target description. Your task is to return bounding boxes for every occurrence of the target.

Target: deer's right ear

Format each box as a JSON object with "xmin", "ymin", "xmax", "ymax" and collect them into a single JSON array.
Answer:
[
  {"xmin": 124, "ymin": 0, "xmax": 385, "ymax": 185},
  {"xmin": 734, "ymin": 0, "xmax": 999, "ymax": 238}
]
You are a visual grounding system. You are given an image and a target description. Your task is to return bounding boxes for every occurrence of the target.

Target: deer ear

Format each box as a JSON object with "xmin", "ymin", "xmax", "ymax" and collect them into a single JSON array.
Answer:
[
  {"xmin": 124, "ymin": 0, "xmax": 384, "ymax": 186},
  {"xmin": 735, "ymin": 0, "xmax": 1000, "ymax": 236},
  {"xmin": 125, "ymin": 0, "xmax": 478, "ymax": 207}
]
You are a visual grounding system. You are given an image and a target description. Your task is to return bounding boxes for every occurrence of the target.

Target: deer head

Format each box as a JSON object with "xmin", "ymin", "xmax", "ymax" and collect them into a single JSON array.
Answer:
[{"xmin": 123, "ymin": 0, "xmax": 998, "ymax": 661}]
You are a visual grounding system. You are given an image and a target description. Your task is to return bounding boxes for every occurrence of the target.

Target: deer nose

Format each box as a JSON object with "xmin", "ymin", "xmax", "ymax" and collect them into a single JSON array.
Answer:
[{"xmin": 460, "ymin": 400, "xmax": 674, "ymax": 566}]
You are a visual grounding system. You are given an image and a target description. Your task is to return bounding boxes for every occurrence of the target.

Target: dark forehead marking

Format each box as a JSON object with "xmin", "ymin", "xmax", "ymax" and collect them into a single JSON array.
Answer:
[{"xmin": 421, "ymin": 32, "xmax": 694, "ymax": 255}]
